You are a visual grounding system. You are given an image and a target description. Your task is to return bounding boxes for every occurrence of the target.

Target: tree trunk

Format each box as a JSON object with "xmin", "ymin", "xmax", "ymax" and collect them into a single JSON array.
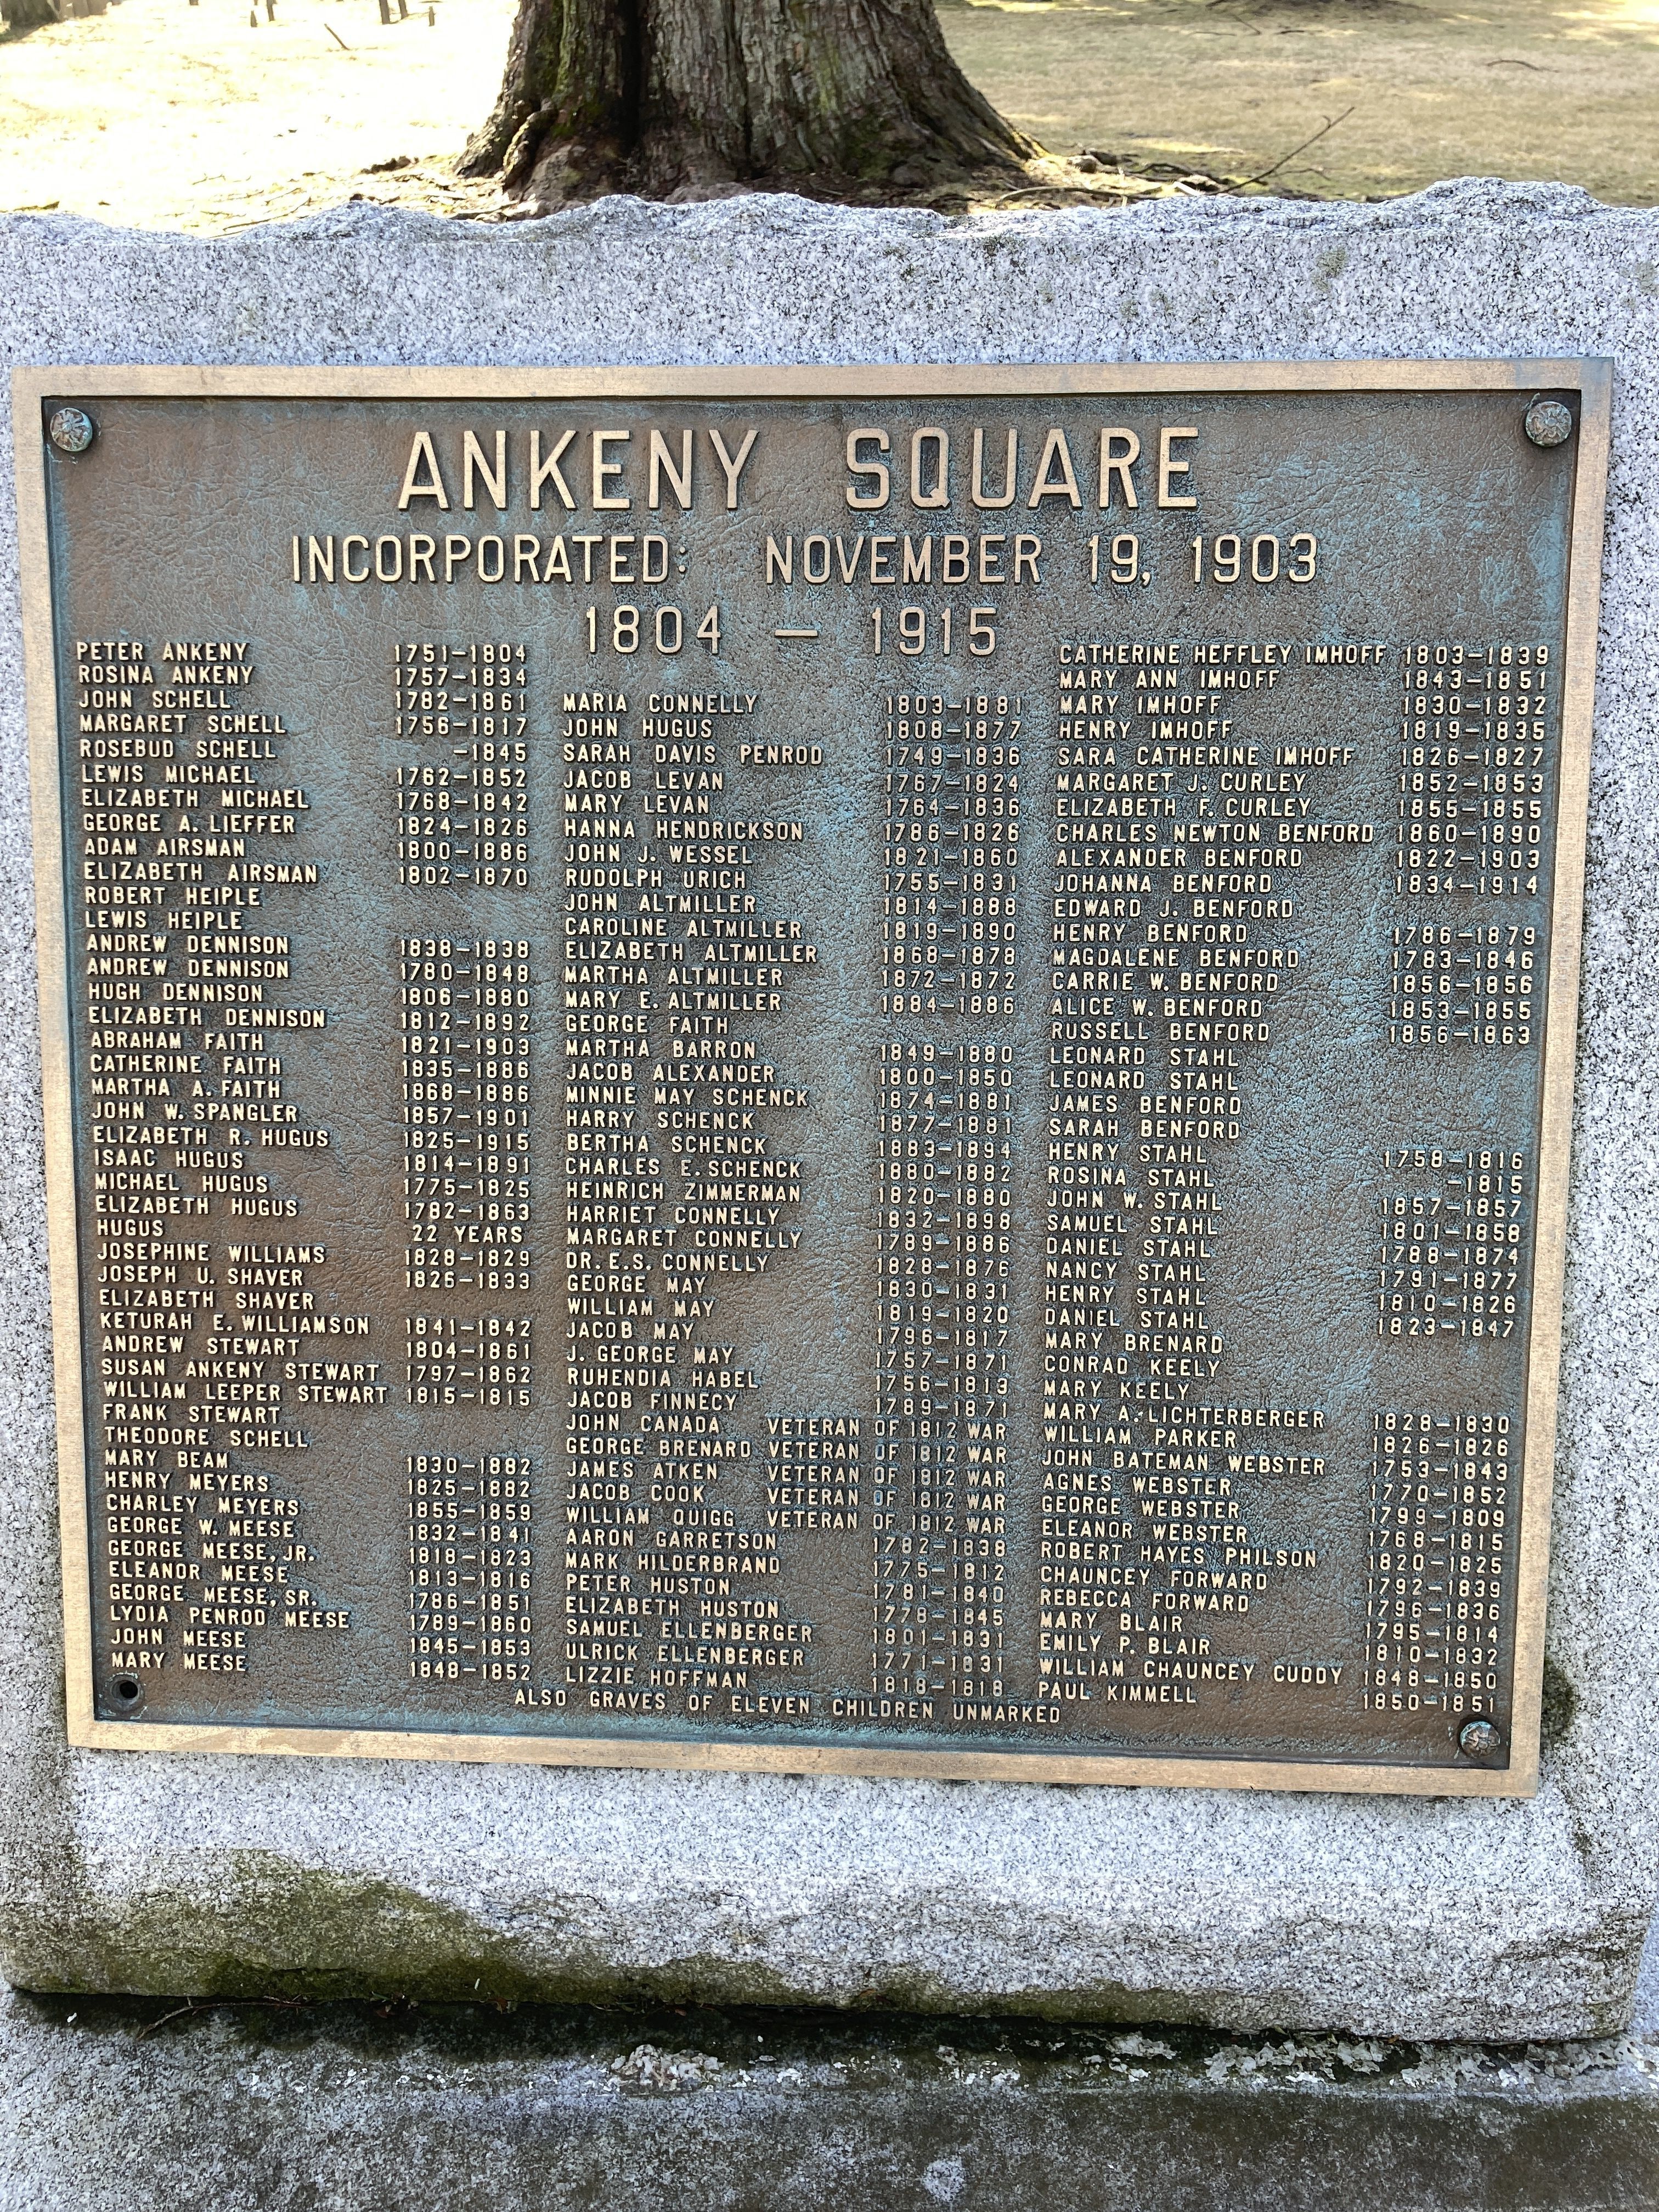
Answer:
[{"xmin": 459, "ymin": 0, "xmax": 1037, "ymax": 207}]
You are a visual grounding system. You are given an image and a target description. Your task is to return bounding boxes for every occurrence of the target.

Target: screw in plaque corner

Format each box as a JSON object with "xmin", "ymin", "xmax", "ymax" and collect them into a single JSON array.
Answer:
[
  {"xmin": 1458, "ymin": 1717, "xmax": 1504, "ymax": 1758},
  {"xmin": 47, "ymin": 407, "xmax": 95, "ymax": 456},
  {"xmin": 1524, "ymin": 398, "xmax": 1575, "ymax": 449},
  {"xmin": 109, "ymin": 1674, "xmax": 144, "ymax": 1714}
]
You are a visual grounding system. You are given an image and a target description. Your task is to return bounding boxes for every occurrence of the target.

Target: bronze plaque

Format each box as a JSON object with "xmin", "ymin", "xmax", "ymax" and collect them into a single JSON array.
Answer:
[{"xmin": 16, "ymin": 363, "xmax": 1607, "ymax": 1795}]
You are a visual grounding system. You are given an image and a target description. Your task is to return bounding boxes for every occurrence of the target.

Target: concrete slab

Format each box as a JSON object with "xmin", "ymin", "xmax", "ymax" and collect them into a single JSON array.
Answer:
[{"xmin": 2, "ymin": 1991, "xmax": 1658, "ymax": 2212}]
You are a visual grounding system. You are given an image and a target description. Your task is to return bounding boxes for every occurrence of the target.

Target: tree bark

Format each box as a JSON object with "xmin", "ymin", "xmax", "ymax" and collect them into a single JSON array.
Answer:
[
  {"xmin": 459, "ymin": 0, "xmax": 1037, "ymax": 206},
  {"xmin": 3, "ymin": 0, "xmax": 67, "ymax": 28}
]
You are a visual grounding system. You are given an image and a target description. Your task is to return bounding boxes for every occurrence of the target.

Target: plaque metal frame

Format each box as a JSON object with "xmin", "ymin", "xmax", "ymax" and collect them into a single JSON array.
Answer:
[{"xmin": 16, "ymin": 359, "xmax": 1610, "ymax": 1796}]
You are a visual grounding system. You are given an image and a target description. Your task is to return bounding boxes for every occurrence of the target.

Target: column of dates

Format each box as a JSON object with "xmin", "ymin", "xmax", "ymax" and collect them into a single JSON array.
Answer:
[
  {"xmin": 876, "ymin": 696, "xmax": 951, "ymax": 1699},
  {"xmin": 948, "ymin": 1039, "xmax": 1009, "ymax": 1699},
  {"xmin": 1395, "ymin": 642, "xmax": 1552, "ymax": 903},
  {"xmin": 872, "ymin": 1038, "xmax": 948, "ymax": 1701},
  {"xmin": 1379, "ymin": 636, "xmax": 1550, "ymax": 1748},
  {"xmin": 872, "ymin": 693, "xmax": 1019, "ymax": 1705},
  {"xmin": 393, "ymin": 639, "xmax": 540, "ymax": 1695},
  {"xmin": 956, "ymin": 697, "xmax": 1022, "ymax": 1018},
  {"xmin": 943, "ymin": 701, "xmax": 1018, "ymax": 1700},
  {"xmin": 1387, "ymin": 923, "xmax": 1541, "ymax": 1049},
  {"xmin": 398, "ymin": 941, "xmax": 539, "ymax": 1688},
  {"xmin": 400, "ymin": 934, "xmax": 473, "ymax": 1291},
  {"xmin": 399, "ymin": 938, "xmax": 536, "ymax": 1297},
  {"xmin": 392, "ymin": 640, "xmax": 539, "ymax": 1293},
  {"xmin": 1365, "ymin": 1410, "xmax": 1512, "ymax": 1725},
  {"xmin": 406, "ymin": 1451, "xmax": 536, "ymax": 1686},
  {"xmin": 393, "ymin": 640, "xmax": 533, "ymax": 890},
  {"xmin": 1375, "ymin": 1147, "xmax": 1534, "ymax": 1341},
  {"xmin": 881, "ymin": 693, "xmax": 1022, "ymax": 1018}
]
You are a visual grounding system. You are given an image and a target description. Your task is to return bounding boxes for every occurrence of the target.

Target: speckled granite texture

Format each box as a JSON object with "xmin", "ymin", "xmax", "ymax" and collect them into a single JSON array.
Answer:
[
  {"xmin": 2, "ymin": 1992, "xmax": 1658, "ymax": 2212},
  {"xmin": 2, "ymin": 182, "xmax": 1657, "ymax": 2036}
]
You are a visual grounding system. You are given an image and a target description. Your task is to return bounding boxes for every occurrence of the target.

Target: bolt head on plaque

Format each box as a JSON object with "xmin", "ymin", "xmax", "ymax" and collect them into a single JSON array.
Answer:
[
  {"xmin": 18, "ymin": 373, "xmax": 1601, "ymax": 1792},
  {"xmin": 1525, "ymin": 398, "xmax": 1574, "ymax": 449},
  {"xmin": 47, "ymin": 407, "xmax": 95, "ymax": 456}
]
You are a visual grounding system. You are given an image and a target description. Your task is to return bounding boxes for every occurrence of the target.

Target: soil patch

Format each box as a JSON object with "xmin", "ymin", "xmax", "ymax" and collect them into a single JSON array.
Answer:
[{"xmin": 1, "ymin": 0, "xmax": 1656, "ymax": 228}]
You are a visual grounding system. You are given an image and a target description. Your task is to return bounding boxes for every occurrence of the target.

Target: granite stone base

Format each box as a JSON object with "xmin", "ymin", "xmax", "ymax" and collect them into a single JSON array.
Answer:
[
  {"xmin": 3, "ymin": 182, "xmax": 1659, "ymax": 2038},
  {"xmin": 3, "ymin": 1993, "xmax": 1658, "ymax": 2212}
]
